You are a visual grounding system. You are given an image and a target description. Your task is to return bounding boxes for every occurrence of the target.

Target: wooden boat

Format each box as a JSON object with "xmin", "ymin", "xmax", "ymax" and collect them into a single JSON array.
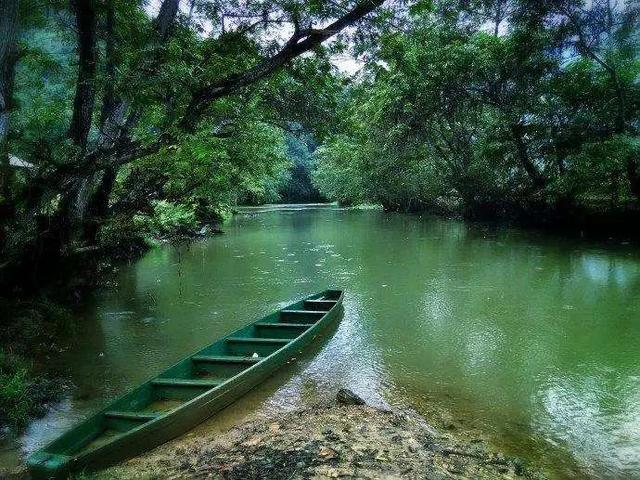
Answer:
[{"xmin": 27, "ymin": 289, "xmax": 344, "ymax": 479}]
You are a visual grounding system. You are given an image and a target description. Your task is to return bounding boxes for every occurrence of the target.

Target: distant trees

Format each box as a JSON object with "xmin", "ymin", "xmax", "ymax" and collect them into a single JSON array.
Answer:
[
  {"xmin": 277, "ymin": 133, "xmax": 324, "ymax": 204},
  {"xmin": 313, "ymin": 0, "xmax": 640, "ymax": 218}
]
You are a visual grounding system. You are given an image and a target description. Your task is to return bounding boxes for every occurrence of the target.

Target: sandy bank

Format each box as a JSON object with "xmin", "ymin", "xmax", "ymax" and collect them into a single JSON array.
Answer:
[{"xmin": 96, "ymin": 392, "xmax": 543, "ymax": 480}]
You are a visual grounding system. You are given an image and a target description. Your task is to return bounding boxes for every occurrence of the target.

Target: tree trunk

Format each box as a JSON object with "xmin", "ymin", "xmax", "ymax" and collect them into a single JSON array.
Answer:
[
  {"xmin": 0, "ymin": 0, "xmax": 20, "ymax": 226},
  {"xmin": 155, "ymin": 0, "xmax": 180, "ymax": 41},
  {"xmin": 57, "ymin": 0, "xmax": 99, "ymax": 247},
  {"xmin": 83, "ymin": 166, "xmax": 117, "ymax": 242},
  {"xmin": 97, "ymin": 0, "xmax": 128, "ymax": 150},
  {"xmin": 0, "ymin": 0, "xmax": 18, "ymax": 145},
  {"xmin": 83, "ymin": 0, "xmax": 182, "ymax": 244},
  {"xmin": 99, "ymin": 0, "xmax": 116, "ymax": 133},
  {"xmin": 510, "ymin": 124, "xmax": 546, "ymax": 189},
  {"xmin": 627, "ymin": 159, "xmax": 640, "ymax": 202},
  {"xmin": 67, "ymin": 0, "xmax": 98, "ymax": 151}
]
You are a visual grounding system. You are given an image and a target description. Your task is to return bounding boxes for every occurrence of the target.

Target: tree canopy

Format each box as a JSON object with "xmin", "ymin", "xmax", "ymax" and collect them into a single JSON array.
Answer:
[{"xmin": 314, "ymin": 0, "xmax": 640, "ymax": 218}]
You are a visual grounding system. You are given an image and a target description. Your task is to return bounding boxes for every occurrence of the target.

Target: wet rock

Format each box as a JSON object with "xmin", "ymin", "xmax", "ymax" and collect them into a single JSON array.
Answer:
[{"xmin": 336, "ymin": 388, "xmax": 366, "ymax": 406}]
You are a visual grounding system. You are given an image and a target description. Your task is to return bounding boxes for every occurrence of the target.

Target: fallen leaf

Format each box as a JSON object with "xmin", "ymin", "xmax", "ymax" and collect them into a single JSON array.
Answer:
[
  {"xmin": 319, "ymin": 446, "xmax": 337, "ymax": 459},
  {"xmin": 243, "ymin": 436, "xmax": 262, "ymax": 446},
  {"xmin": 269, "ymin": 422, "xmax": 281, "ymax": 432}
]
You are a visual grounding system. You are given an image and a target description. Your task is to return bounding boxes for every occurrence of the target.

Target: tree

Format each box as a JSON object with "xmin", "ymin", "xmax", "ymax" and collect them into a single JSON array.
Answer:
[
  {"xmin": 0, "ymin": 0, "xmax": 388, "ymax": 282},
  {"xmin": 313, "ymin": 0, "xmax": 640, "ymax": 218}
]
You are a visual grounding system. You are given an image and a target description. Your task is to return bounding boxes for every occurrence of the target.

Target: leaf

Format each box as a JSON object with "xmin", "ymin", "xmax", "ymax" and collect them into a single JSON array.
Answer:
[{"xmin": 409, "ymin": 0, "xmax": 433, "ymax": 17}]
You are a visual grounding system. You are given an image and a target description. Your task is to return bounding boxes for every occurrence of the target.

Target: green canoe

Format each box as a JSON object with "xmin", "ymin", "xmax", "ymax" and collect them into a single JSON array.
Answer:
[{"xmin": 27, "ymin": 289, "xmax": 344, "ymax": 479}]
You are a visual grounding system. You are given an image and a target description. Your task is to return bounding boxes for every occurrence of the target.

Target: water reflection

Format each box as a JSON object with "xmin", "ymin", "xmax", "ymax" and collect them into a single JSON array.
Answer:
[{"xmin": 7, "ymin": 209, "xmax": 640, "ymax": 480}]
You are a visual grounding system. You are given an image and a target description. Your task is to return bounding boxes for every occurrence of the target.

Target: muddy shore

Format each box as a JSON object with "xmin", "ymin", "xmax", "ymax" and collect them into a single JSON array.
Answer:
[{"xmin": 91, "ymin": 392, "xmax": 543, "ymax": 480}]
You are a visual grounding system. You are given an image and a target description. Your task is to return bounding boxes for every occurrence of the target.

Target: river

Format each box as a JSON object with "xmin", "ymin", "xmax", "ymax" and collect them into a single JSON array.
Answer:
[{"xmin": 4, "ymin": 206, "xmax": 640, "ymax": 479}]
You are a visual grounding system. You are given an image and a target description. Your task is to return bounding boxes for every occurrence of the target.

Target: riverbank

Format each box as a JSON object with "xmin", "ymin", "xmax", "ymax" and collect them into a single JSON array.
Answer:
[
  {"xmin": 93, "ymin": 392, "xmax": 541, "ymax": 480},
  {"xmin": 384, "ymin": 197, "xmax": 640, "ymax": 243},
  {"xmin": 0, "ymin": 299, "xmax": 74, "ymax": 434},
  {"xmin": 0, "ymin": 221, "xmax": 224, "ymax": 434}
]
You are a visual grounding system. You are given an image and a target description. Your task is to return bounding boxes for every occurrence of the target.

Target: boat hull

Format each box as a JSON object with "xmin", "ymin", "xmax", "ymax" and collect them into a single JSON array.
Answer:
[{"xmin": 28, "ymin": 290, "xmax": 343, "ymax": 479}]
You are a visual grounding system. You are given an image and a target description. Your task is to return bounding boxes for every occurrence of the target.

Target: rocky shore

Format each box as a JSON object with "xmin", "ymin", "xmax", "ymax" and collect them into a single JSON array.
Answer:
[{"xmin": 95, "ymin": 390, "xmax": 543, "ymax": 480}]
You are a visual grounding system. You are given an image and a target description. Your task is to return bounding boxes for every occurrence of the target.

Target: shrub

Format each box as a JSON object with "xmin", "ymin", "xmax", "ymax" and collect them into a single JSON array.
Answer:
[
  {"xmin": 97, "ymin": 213, "xmax": 153, "ymax": 259},
  {"xmin": 150, "ymin": 200, "xmax": 198, "ymax": 237},
  {"xmin": 0, "ymin": 352, "xmax": 61, "ymax": 430}
]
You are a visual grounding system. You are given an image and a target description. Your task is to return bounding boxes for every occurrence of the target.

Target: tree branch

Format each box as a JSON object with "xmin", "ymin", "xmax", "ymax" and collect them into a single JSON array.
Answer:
[{"xmin": 179, "ymin": 0, "xmax": 385, "ymax": 132}]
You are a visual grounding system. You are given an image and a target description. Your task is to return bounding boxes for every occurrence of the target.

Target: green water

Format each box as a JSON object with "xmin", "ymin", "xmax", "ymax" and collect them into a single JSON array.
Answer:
[{"xmin": 7, "ymin": 207, "xmax": 640, "ymax": 479}]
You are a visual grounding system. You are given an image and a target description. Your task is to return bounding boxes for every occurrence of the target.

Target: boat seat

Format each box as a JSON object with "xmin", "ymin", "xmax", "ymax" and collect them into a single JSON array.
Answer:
[
  {"xmin": 225, "ymin": 337, "xmax": 289, "ymax": 357},
  {"xmin": 303, "ymin": 299, "xmax": 337, "ymax": 311},
  {"xmin": 225, "ymin": 337, "xmax": 291, "ymax": 351},
  {"xmin": 280, "ymin": 309, "xmax": 325, "ymax": 316},
  {"xmin": 254, "ymin": 322, "xmax": 311, "ymax": 339},
  {"xmin": 279, "ymin": 310, "xmax": 324, "ymax": 323},
  {"xmin": 226, "ymin": 337, "xmax": 290, "ymax": 344},
  {"xmin": 151, "ymin": 378, "xmax": 223, "ymax": 401},
  {"xmin": 104, "ymin": 411, "xmax": 159, "ymax": 432},
  {"xmin": 152, "ymin": 378, "xmax": 223, "ymax": 388},
  {"xmin": 254, "ymin": 322, "xmax": 310, "ymax": 329},
  {"xmin": 190, "ymin": 355, "xmax": 260, "ymax": 378},
  {"xmin": 191, "ymin": 355, "xmax": 261, "ymax": 365},
  {"xmin": 104, "ymin": 411, "xmax": 159, "ymax": 422}
]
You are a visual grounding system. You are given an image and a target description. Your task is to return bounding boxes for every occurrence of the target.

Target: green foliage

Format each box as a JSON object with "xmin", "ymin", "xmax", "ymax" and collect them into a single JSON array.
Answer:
[
  {"xmin": 12, "ymin": 17, "xmax": 75, "ymax": 164},
  {"xmin": 149, "ymin": 200, "xmax": 197, "ymax": 237},
  {"xmin": 0, "ymin": 351, "xmax": 62, "ymax": 430},
  {"xmin": 97, "ymin": 213, "xmax": 153, "ymax": 257},
  {"xmin": 0, "ymin": 353, "xmax": 31, "ymax": 428},
  {"xmin": 116, "ymin": 115, "xmax": 289, "ymax": 217},
  {"xmin": 1, "ymin": 0, "xmax": 350, "ymax": 276},
  {"xmin": 409, "ymin": 0, "xmax": 433, "ymax": 17},
  {"xmin": 0, "ymin": 300, "xmax": 69, "ymax": 431},
  {"xmin": 313, "ymin": 135, "xmax": 366, "ymax": 206},
  {"xmin": 277, "ymin": 133, "xmax": 324, "ymax": 203},
  {"xmin": 313, "ymin": 1, "xmax": 640, "ymax": 217}
]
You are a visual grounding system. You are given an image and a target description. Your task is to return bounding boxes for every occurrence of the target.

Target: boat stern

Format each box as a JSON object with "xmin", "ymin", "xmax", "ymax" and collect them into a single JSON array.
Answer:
[{"xmin": 27, "ymin": 451, "xmax": 72, "ymax": 480}]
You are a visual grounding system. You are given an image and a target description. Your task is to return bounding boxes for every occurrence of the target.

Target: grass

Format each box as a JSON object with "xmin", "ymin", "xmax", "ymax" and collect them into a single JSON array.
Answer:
[
  {"xmin": 0, "ymin": 351, "xmax": 61, "ymax": 429},
  {"xmin": 0, "ymin": 352, "xmax": 31, "ymax": 428},
  {"xmin": 0, "ymin": 299, "xmax": 72, "ymax": 432}
]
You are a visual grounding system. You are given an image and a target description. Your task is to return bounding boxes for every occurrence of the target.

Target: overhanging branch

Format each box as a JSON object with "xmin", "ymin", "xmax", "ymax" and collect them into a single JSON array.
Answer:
[{"xmin": 179, "ymin": 0, "xmax": 385, "ymax": 132}]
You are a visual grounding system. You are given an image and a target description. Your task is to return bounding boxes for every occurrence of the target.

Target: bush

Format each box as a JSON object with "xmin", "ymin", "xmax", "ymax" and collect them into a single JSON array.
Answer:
[
  {"xmin": 97, "ymin": 213, "xmax": 153, "ymax": 259},
  {"xmin": 0, "ymin": 300, "xmax": 70, "ymax": 431},
  {"xmin": 0, "ymin": 353, "xmax": 30, "ymax": 428},
  {"xmin": 150, "ymin": 200, "xmax": 198, "ymax": 237},
  {"xmin": 0, "ymin": 351, "xmax": 61, "ymax": 430}
]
